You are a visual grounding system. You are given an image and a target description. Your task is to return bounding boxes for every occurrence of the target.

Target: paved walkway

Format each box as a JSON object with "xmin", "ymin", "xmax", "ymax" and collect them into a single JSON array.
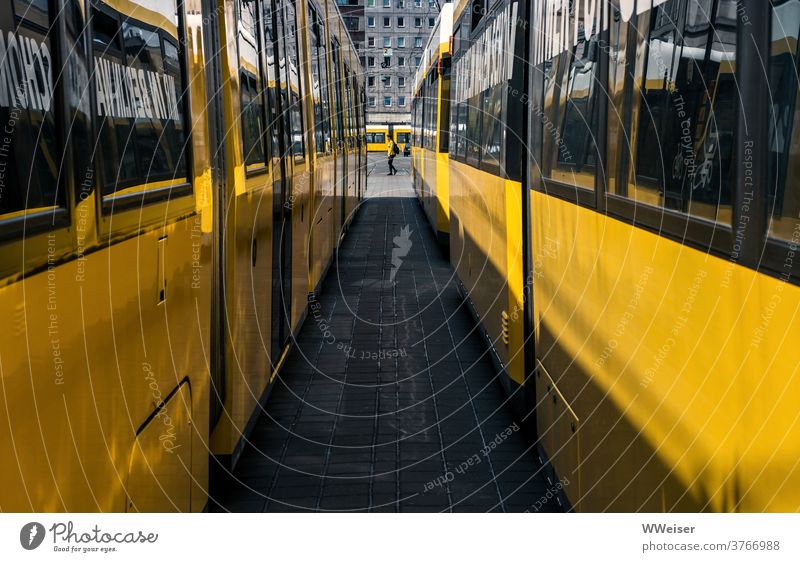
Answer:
[{"xmin": 210, "ymin": 155, "xmax": 557, "ymax": 512}]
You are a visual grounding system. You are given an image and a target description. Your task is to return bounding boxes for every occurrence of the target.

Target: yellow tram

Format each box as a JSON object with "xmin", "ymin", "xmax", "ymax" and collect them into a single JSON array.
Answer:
[
  {"xmin": 438, "ymin": 0, "xmax": 800, "ymax": 511},
  {"xmin": 410, "ymin": 3, "xmax": 453, "ymax": 246},
  {"xmin": 0, "ymin": 0, "xmax": 365, "ymax": 512},
  {"xmin": 365, "ymin": 124, "xmax": 389, "ymax": 152},
  {"xmin": 393, "ymin": 125, "xmax": 411, "ymax": 149}
]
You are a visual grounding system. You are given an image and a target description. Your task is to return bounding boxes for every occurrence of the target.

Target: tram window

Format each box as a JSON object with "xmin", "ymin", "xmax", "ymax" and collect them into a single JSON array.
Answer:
[
  {"xmin": 93, "ymin": 0, "xmax": 189, "ymax": 199},
  {"xmin": 411, "ymin": 100, "xmax": 417, "ymax": 145},
  {"xmin": 331, "ymin": 41, "xmax": 345, "ymax": 145},
  {"xmin": 284, "ymin": 0, "xmax": 306, "ymax": 160},
  {"xmin": 451, "ymin": 100, "xmax": 467, "ymax": 160},
  {"xmin": 374, "ymin": 132, "xmax": 385, "ymax": 144},
  {"xmin": 308, "ymin": 8, "xmax": 324, "ymax": 154},
  {"xmin": 471, "ymin": 0, "xmax": 484, "ymax": 30},
  {"xmin": 449, "ymin": 66, "xmax": 467, "ymax": 161},
  {"xmin": 318, "ymin": 20, "xmax": 332, "ymax": 152},
  {"xmin": 612, "ymin": 0, "xmax": 736, "ymax": 225},
  {"xmin": 344, "ymin": 67, "xmax": 353, "ymax": 147},
  {"xmin": 425, "ymin": 73, "xmax": 438, "ymax": 151},
  {"xmin": 448, "ymin": 73, "xmax": 459, "ymax": 157},
  {"xmin": 262, "ymin": 0, "xmax": 281, "ymax": 158},
  {"xmin": 480, "ymin": 84, "xmax": 503, "ymax": 171},
  {"xmin": 465, "ymin": 94, "xmax": 482, "ymax": 167},
  {"xmin": 439, "ymin": 61, "xmax": 450, "ymax": 153},
  {"xmin": 767, "ymin": 2, "xmax": 800, "ymax": 242},
  {"xmin": 413, "ymin": 97, "xmax": 422, "ymax": 147},
  {"xmin": 238, "ymin": 0, "xmax": 267, "ymax": 168},
  {"xmin": 551, "ymin": 20, "xmax": 600, "ymax": 189},
  {"xmin": 0, "ymin": 0, "xmax": 62, "ymax": 219},
  {"xmin": 418, "ymin": 98, "xmax": 424, "ymax": 148},
  {"xmin": 606, "ymin": 6, "xmax": 630, "ymax": 198}
]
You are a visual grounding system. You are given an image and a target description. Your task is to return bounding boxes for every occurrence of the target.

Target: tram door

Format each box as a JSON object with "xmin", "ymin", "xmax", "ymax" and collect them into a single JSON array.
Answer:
[
  {"xmin": 266, "ymin": 0, "xmax": 293, "ymax": 364},
  {"xmin": 202, "ymin": 0, "xmax": 227, "ymax": 430}
]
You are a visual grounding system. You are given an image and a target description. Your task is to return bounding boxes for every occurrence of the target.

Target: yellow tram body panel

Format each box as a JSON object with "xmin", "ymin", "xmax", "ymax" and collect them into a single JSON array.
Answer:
[
  {"xmin": 448, "ymin": 160, "xmax": 524, "ymax": 386},
  {"xmin": 366, "ymin": 125, "xmax": 390, "ymax": 152},
  {"xmin": 531, "ymin": 191, "xmax": 800, "ymax": 513}
]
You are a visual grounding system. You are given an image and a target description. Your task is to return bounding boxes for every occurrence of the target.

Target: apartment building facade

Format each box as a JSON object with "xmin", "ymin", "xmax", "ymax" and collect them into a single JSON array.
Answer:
[
  {"xmin": 337, "ymin": 0, "xmax": 366, "ymax": 61},
  {"xmin": 363, "ymin": 0, "xmax": 441, "ymax": 125}
]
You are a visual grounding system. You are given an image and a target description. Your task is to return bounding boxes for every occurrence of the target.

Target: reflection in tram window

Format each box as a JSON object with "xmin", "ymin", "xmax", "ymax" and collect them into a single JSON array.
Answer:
[
  {"xmin": 439, "ymin": 63, "xmax": 450, "ymax": 153},
  {"xmin": 312, "ymin": 9, "xmax": 332, "ymax": 154},
  {"xmin": 343, "ymin": 67, "xmax": 353, "ymax": 148},
  {"xmin": 465, "ymin": 93, "xmax": 481, "ymax": 167},
  {"xmin": 331, "ymin": 40, "xmax": 345, "ymax": 145},
  {"xmin": 308, "ymin": 8, "xmax": 327, "ymax": 154},
  {"xmin": 284, "ymin": 0, "xmax": 306, "ymax": 159},
  {"xmin": 549, "ymin": 4, "xmax": 600, "ymax": 189},
  {"xmin": 0, "ymin": 0, "xmax": 61, "ymax": 217},
  {"xmin": 607, "ymin": 6, "xmax": 635, "ymax": 199},
  {"xmin": 92, "ymin": 0, "xmax": 189, "ymax": 198},
  {"xmin": 238, "ymin": 0, "xmax": 267, "ymax": 169},
  {"xmin": 261, "ymin": 0, "xmax": 281, "ymax": 158},
  {"xmin": 480, "ymin": 84, "xmax": 503, "ymax": 171},
  {"xmin": 613, "ymin": 0, "xmax": 736, "ymax": 225},
  {"xmin": 427, "ymin": 73, "xmax": 439, "ymax": 151},
  {"xmin": 768, "ymin": 0, "xmax": 800, "ymax": 242}
]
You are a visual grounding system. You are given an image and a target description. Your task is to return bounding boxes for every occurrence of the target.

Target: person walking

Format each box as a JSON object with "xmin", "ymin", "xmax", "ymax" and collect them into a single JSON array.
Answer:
[{"xmin": 387, "ymin": 137, "xmax": 399, "ymax": 175}]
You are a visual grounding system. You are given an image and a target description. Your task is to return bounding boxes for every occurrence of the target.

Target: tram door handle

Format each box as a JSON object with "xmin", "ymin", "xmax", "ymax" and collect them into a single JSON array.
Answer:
[{"xmin": 157, "ymin": 236, "xmax": 167, "ymax": 304}]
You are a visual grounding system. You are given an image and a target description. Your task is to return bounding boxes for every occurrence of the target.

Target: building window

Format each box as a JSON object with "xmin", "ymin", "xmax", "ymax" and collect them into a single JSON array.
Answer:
[
  {"xmin": 399, "ymin": 96, "xmax": 406, "ymax": 107},
  {"xmin": 336, "ymin": 0, "xmax": 346, "ymax": 4},
  {"xmin": 397, "ymin": 0, "xmax": 405, "ymax": 7},
  {"xmin": 367, "ymin": 0, "xmax": 375, "ymax": 5},
  {"xmin": 397, "ymin": 36, "xmax": 406, "ymax": 48},
  {"xmin": 369, "ymin": 96, "xmax": 376, "ymax": 107},
  {"xmin": 383, "ymin": 0, "xmax": 390, "ymax": 6},
  {"xmin": 414, "ymin": 56, "xmax": 421, "ymax": 67},
  {"xmin": 414, "ymin": 36, "xmax": 422, "ymax": 48},
  {"xmin": 414, "ymin": 0, "xmax": 421, "ymax": 7},
  {"xmin": 368, "ymin": 36, "xmax": 375, "ymax": 47},
  {"xmin": 368, "ymin": 56, "xmax": 375, "ymax": 67},
  {"xmin": 384, "ymin": 96, "xmax": 392, "ymax": 107},
  {"xmin": 383, "ymin": 36, "xmax": 391, "ymax": 48},
  {"xmin": 398, "ymin": 76, "xmax": 405, "ymax": 88},
  {"xmin": 344, "ymin": 17, "xmax": 359, "ymax": 32},
  {"xmin": 428, "ymin": 17, "xmax": 435, "ymax": 26},
  {"xmin": 397, "ymin": 16, "xmax": 405, "ymax": 27},
  {"xmin": 414, "ymin": 17, "xmax": 422, "ymax": 27},
  {"xmin": 398, "ymin": 56, "xmax": 406, "ymax": 67},
  {"xmin": 368, "ymin": 16, "xmax": 375, "ymax": 27},
  {"xmin": 368, "ymin": 76, "xmax": 375, "ymax": 86},
  {"xmin": 428, "ymin": 0, "xmax": 436, "ymax": 7},
  {"xmin": 382, "ymin": 75, "xmax": 391, "ymax": 87},
  {"xmin": 383, "ymin": 17, "xmax": 390, "ymax": 27}
]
